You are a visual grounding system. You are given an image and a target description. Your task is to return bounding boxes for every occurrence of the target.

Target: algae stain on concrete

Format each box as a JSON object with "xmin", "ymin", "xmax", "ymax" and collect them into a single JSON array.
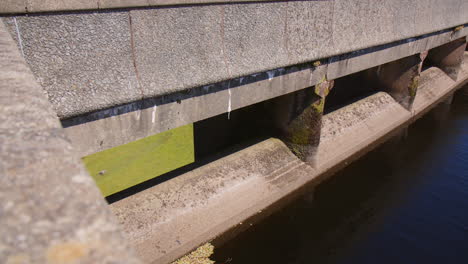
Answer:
[
  {"xmin": 171, "ymin": 243, "xmax": 215, "ymax": 264},
  {"xmin": 82, "ymin": 124, "xmax": 194, "ymax": 196}
]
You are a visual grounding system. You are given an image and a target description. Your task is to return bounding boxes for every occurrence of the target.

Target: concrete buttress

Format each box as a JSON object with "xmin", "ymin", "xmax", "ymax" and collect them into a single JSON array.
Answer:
[
  {"xmin": 273, "ymin": 77, "xmax": 334, "ymax": 164},
  {"xmin": 427, "ymin": 37, "xmax": 468, "ymax": 81},
  {"xmin": 371, "ymin": 54, "xmax": 423, "ymax": 110}
]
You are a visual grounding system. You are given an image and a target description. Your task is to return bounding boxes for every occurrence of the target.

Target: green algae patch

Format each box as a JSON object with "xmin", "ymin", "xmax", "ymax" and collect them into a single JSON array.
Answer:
[
  {"xmin": 82, "ymin": 124, "xmax": 194, "ymax": 197},
  {"xmin": 171, "ymin": 243, "xmax": 215, "ymax": 264}
]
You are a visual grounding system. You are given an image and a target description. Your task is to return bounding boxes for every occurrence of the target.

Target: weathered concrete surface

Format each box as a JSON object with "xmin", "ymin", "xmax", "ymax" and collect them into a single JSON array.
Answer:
[
  {"xmin": 327, "ymin": 27, "xmax": 468, "ymax": 80},
  {"xmin": 112, "ymin": 54, "xmax": 468, "ymax": 264},
  {"xmin": 130, "ymin": 6, "xmax": 227, "ymax": 99},
  {"xmin": 0, "ymin": 0, "xmax": 279, "ymax": 13},
  {"xmin": 373, "ymin": 54, "xmax": 422, "ymax": 109},
  {"xmin": 2, "ymin": 13, "xmax": 140, "ymax": 119},
  {"xmin": 0, "ymin": 21, "xmax": 141, "ymax": 264},
  {"xmin": 64, "ymin": 64, "xmax": 327, "ymax": 157},
  {"xmin": 62, "ymin": 32, "xmax": 468, "ymax": 157},
  {"xmin": 413, "ymin": 52, "xmax": 468, "ymax": 119},
  {"xmin": 2, "ymin": 0, "xmax": 467, "ymax": 119},
  {"xmin": 427, "ymin": 37, "xmax": 467, "ymax": 81},
  {"xmin": 65, "ymin": 34, "xmax": 468, "ymax": 156},
  {"xmin": 273, "ymin": 78, "xmax": 334, "ymax": 163},
  {"xmin": 112, "ymin": 138, "xmax": 315, "ymax": 264}
]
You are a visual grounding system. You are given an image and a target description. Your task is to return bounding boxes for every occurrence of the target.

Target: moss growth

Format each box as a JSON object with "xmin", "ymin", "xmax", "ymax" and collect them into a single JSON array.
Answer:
[
  {"xmin": 408, "ymin": 76, "xmax": 419, "ymax": 98},
  {"xmin": 82, "ymin": 124, "xmax": 194, "ymax": 196},
  {"xmin": 312, "ymin": 98, "xmax": 325, "ymax": 114},
  {"xmin": 312, "ymin": 60, "xmax": 321, "ymax": 67},
  {"xmin": 171, "ymin": 243, "xmax": 215, "ymax": 264},
  {"xmin": 454, "ymin": 25, "xmax": 464, "ymax": 32}
]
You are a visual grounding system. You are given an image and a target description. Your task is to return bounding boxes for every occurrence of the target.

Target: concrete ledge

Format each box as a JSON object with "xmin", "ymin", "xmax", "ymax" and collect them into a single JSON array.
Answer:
[
  {"xmin": 2, "ymin": 1, "xmax": 467, "ymax": 120},
  {"xmin": 111, "ymin": 54, "xmax": 468, "ymax": 264},
  {"xmin": 63, "ymin": 30, "xmax": 468, "ymax": 157},
  {"xmin": 0, "ymin": 0, "xmax": 275, "ymax": 14},
  {"xmin": 0, "ymin": 20, "xmax": 141, "ymax": 264}
]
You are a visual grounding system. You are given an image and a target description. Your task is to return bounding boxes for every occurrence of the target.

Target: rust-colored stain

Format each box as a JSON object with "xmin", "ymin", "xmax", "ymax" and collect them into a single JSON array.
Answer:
[{"xmin": 47, "ymin": 242, "xmax": 88, "ymax": 263}]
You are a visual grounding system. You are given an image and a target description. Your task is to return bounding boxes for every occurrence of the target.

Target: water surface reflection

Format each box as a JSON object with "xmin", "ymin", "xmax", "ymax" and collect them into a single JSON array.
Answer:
[{"xmin": 214, "ymin": 88, "xmax": 468, "ymax": 264}]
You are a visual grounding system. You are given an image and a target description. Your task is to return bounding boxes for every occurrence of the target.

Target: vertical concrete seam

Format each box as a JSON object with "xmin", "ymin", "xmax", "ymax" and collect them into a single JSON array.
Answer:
[{"xmin": 127, "ymin": 11, "xmax": 144, "ymax": 100}]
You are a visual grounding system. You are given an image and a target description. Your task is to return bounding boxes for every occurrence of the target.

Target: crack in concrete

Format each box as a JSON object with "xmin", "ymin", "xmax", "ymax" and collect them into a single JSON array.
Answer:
[{"xmin": 128, "ymin": 12, "xmax": 144, "ymax": 100}]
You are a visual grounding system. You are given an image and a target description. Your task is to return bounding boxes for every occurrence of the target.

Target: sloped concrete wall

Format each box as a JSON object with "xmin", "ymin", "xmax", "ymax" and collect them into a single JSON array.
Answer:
[
  {"xmin": 1, "ymin": 0, "xmax": 467, "ymax": 118},
  {"xmin": 0, "ymin": 20, "xmax": 142, "ymax": 264}
]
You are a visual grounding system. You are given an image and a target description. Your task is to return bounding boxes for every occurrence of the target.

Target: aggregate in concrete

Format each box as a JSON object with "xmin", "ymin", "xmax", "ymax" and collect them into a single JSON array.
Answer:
[
  {"xmin": 0, "ymin": 20, "xmax": 141, "ymax": 264},
  {"xmin": 130, "ymin": 6, "xmax": 228, "ymax": 99},
  {"xmin": 285, "ymin": 0, "xmax": 334, "ymax": 64},
  {"xmin": 223, "ymin": 3, "xmax": 288, "ymax": 78},
  {"xmin": 2, "ymin": 0, "xmax": 467, "ymax": 119},
  {"xmin": 3, "ymin": 12, "xmax": 140, "ymax": 118}
]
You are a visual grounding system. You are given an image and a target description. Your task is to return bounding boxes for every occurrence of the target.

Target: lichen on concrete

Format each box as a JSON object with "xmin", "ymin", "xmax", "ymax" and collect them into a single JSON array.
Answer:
[{"xmin": 171, "ymin": 243, "xmax": 215, "ymax": 264}]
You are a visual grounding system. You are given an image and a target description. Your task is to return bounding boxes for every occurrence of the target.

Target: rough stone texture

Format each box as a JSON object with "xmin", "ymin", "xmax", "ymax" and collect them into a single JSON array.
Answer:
[
  {"xmin": 0, "ymin": 21, "xmax": 141, "ymax": 264},
  {"xmin": 62, "ymin": 30, "xmax": 468, "ymax": 157},
  {"xmin": 1, "ymin": 0, "xmax": 467, "ymax": 119},
  {"xmin": 332, "ymin": 0, "xmax": 396, "ymax": 55},
  {"xmin": 285, "ymin": 1, "xmax": 333, "ymax": 64},
  {"xmin": 130, "ymin": 6, "xmax": 227, "ymax": 99},
  {"xmin": 0, "ymin": 0, "xmax": 276, "ymax": 13},
  {"xmin": 223, "ymin": 3, "xmax": 288, "ymax": 78},
  {"xmin": 2, "ymin": 12, "xmax": 140, "ymax": 118}
]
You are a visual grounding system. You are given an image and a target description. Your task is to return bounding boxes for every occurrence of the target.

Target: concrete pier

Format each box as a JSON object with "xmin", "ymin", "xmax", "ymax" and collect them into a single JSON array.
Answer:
[
  {"xmin": 369, "ymin": 54, "xmax": 422, "ymax": 109},
  {"xmin": 427, "ymin": 37, "xmax": 468, "ymax": 81},
  {"xmin": 273, "ymin": 78, "xmax": 334, "ymax": 163}
]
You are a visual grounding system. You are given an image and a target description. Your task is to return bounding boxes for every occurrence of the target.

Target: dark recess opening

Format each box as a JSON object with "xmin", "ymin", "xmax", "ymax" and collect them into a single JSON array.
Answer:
[
  {"xmin": 325, "ymin": 69, "xmax": 380, "ymax": 114},
  {"xmin": 107, "ymin": 99, "xmax": 277, "ymax": 203}
]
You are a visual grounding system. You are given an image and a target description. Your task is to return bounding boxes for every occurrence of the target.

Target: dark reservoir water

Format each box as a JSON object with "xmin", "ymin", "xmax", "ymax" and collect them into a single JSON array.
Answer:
[{"xmin": 214, "ymin": 88, "xmax": 468, "ymax": 264}]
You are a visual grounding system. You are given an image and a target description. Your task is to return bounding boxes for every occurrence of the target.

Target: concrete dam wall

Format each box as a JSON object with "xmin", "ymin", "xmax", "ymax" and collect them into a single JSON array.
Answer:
[{"xmin": 1, "ymin": 1, "xmax": 468, "ymax": 263}]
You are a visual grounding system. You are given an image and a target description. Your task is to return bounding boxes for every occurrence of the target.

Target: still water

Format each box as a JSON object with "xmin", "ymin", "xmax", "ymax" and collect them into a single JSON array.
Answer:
[{"xmin": 214, "ymin": 89, "xmax": 468, "ymax": 264}]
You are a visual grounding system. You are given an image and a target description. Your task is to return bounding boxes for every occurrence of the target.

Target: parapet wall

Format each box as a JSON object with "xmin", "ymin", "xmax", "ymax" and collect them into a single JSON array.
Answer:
[
  {"xmin": 0, "ymin": 20, "xmax": 142, "ymax": 264},
  {"xmin": 1, "ymin": 0, "xmax": 467, "ymax": 119}
]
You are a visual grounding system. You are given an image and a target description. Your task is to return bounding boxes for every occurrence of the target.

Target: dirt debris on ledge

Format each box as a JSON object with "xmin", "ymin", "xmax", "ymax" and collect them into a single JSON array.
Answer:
[{"xmin": 171, "ymin": 243, "xmax": 215, "ymax": 264}]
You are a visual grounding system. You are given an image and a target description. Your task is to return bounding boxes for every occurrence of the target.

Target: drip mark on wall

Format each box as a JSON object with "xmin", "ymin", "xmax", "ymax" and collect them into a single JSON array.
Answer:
[
  {"xmin": 13, "ymin": 17, "xmax": 25, "ymax": 58},
  {"xmin": 136, "ymin": 110, "xmax": 141, "ymax": 120},
  {"xmin": 152, "ymin": 105, "xmax": 157, "ymax": 123},
  {"xmin": 267, "ymin": 70, "xmax": 275, "ymax": 81}
]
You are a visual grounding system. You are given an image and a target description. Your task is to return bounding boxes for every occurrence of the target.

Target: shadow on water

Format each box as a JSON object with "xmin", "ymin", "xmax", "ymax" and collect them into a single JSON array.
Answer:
[{"xmin": 214, "ymin": 88, "xmax": 468, "ymax": 264}]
